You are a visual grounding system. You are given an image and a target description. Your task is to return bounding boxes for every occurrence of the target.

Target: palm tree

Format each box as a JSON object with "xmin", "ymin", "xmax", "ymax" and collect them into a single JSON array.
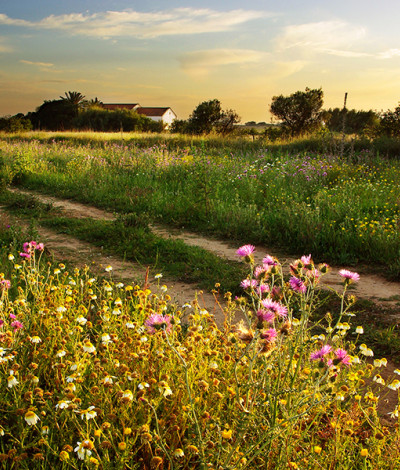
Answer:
[{"xmin": 60, "ymin": 91, "xmax": 86, "ymax": 107}]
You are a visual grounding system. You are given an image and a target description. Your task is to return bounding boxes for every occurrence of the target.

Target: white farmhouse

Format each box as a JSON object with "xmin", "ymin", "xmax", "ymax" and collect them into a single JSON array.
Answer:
[
  {"xmin": 136, "ymin": 107, "xmax": 177, "ymax": 129},
  {"xmin": 101, "ymin": 103, "xmax": 177, "ymax": 129}
]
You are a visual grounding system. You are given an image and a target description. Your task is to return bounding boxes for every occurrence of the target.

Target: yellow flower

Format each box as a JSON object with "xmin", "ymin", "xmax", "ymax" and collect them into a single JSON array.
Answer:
[
  {"xmin": 314, "ymin": 446, "xmax": 322, "ymax": 454},
  {"xmin": 360, "ymin": 449, "xmax": 369, "ymax": 458},
  {"xmin": 118, "ymin": 442, "xmax": 127, "ymax": 451},
  {"xmin": 221, "ymin": 429, "xmax": 232, "ymax": 439},
  {"xmin": 59, "ymin": 451, "xmax": 69, "ymax": 461}
]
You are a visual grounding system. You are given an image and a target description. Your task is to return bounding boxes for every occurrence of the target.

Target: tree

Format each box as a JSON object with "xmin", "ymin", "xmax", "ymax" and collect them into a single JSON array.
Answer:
[
  {"xmin": 188, "ymin": 99, "xmax": 223, "ymax": 134},
  {"xmin": 60, "ymin": 91, "xmax": 86, "ymax": 107},
  {"xmin": 0, "ymin": 114, "xmax": 32, "ymax": 132},
  {"xmin": 215, "ymin": 109, "xmax": 240, "ymax": 135},
  {"xmin": 269, "ymin": 87, "xmax": 324, "ymax": 136},
  {"xmin": 380, "ymin": 104, "xmax": 400, "ymax": 137},
  {"xmin": 322, "ymin": 107, "xmax": 380, "ymax": 135},
  {"xmin": 34, "ymin": 99, "xmax": 77, "ymax": 130}
]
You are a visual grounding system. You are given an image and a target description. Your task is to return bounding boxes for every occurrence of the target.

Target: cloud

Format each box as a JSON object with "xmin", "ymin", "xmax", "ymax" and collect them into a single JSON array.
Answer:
[
  {"xmin": 20, "ymin": 60, "xmax": 54, "ymax": 68},
  {"xmin": 379, "ymin": 48, "xmax": 400, "ymax": 59},
  {"xmin": 0, "ymin": 8, "xmax": 272, "ymax": 39},
  {"xmin": 180, "ymin": 48, "xmax": 269, "ymax": 76},
  {"xmin": 277, "ymin": 20, "xmax": 367, "ymax": 55}
]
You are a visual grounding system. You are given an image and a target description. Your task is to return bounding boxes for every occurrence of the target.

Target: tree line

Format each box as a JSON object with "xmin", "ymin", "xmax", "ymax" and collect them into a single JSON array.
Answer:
[
  {"xmin": 2, "ymin": 88, "xmax": 400, "ymax": 138},
  {"xmin": 0, "ymin": 92, "xmax": 163, "ymax": 133}
]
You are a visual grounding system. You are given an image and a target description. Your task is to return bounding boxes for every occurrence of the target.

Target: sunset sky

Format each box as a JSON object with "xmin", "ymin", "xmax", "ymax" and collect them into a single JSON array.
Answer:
[{"xmin": 1, "ymin": 0, "xmax": 400, "ymax": 122}]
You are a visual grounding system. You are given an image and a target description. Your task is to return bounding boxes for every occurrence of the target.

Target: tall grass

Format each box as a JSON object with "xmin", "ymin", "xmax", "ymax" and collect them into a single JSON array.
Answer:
[{"xmin": 0, "ymin": 134, "xmax": 399, "ymax": 278}]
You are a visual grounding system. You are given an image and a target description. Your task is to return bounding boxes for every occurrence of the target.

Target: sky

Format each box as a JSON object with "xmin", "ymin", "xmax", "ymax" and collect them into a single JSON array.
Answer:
[{"xmin": 1, "ymin": 0, "xmax": 400, "ymax": 122}]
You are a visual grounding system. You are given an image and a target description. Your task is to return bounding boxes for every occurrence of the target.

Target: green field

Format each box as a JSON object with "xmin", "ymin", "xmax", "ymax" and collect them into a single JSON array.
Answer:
[{"xmin": 0, "ymin": 132, "xmax": 399, "ymax": 278}]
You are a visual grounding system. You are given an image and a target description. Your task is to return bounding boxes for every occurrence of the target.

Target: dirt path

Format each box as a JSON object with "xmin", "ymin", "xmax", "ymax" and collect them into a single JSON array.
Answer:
[
  {"xmin": 10, "ymin": 187, "xmax": 400, "ymax": 312},
  {"xmin": 2, "ymin": 190, "xmax": 226, "ymax": 322},
  {"xmin": 4, "ymin": 187, "xmax": 400, "ymax": 421}
]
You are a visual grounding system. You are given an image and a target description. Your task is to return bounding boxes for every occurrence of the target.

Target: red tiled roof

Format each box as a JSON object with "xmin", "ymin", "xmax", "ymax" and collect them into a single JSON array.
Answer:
[
  {"xmin": 102, "ymin": 103, "xmax": 140, "ymax": 110},
  {"xmin": 137, "ymin": 107, "xmax": 173, "ymax": 117}
]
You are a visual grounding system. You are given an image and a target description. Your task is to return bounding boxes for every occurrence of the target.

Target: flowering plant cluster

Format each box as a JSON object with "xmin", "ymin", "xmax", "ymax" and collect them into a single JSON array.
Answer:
[{"xmin": 0, "ymin": 242, "xmax": 398, "ymax": 469}]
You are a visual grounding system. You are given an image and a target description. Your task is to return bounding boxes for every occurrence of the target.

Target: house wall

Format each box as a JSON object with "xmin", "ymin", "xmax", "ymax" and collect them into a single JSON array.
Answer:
[{"xmin": 161, "ymin": 109, "xmax": 177, "ymax": 128}]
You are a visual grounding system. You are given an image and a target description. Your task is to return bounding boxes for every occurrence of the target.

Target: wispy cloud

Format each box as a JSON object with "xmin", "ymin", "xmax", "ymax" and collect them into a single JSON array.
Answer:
[
  {"xmin": 277, "ymin": 20, "xmax": 368, "ymax": 59},
  {"xmin": 379, "ymin": 48, "xmax": 400, "ymax": 59},
  {"xmin": 0, "ymin": 8, "xmax": 272, "ymax": 39},
  {"xmin": 20, "ymin": 59, "xmax": 54, "ymax": 68},
  {"xmin": 180, "ymin": 48, "xmax": 268, "ymax": 76}
]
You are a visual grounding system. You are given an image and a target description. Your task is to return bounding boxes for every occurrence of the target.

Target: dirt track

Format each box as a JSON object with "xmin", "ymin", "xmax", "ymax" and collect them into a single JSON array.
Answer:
[{"xmin": 9, "ymin": 187, "xmax": 400, "ymax": 312}]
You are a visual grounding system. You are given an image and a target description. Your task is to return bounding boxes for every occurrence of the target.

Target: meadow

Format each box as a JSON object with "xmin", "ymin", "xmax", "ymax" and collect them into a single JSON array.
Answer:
[
  {"xmin": 0, "ymin": 132, "xmax": 399, "ymax": 469},
  {"xmin": 0, "ymin": 132, "xmax": 399, "ymax": 278},
  {"xmin": 0, "ymin": 233, "xmax": 399, "ymax": 469}
]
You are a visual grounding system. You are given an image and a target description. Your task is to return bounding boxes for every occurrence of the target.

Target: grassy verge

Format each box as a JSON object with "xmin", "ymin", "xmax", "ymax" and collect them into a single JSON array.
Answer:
[{"xmin": 0, "ymin": 190, "xmax": 246, "ymax": 295}]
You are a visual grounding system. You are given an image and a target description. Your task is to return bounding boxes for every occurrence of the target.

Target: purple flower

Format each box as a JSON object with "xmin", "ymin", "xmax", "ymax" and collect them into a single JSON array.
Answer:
[
  {"xmin": 301, "ymin": 254, "xmax": 312, "ymax": 265},
  {"xmin": 260, "ymin": 328, "xmax": 277, "ymax": 342},
  {"xmin": 310, "ymin": 345, "xmax": 332, "ymax": 361},
  {"xmin": 0, "ymin": 280, "xmax": 10, "ymax": 289},
  {"xmin": 11, "ymin": 321, "xmax": 23, "ymax": 330},
  {"xmin": 262, "ymin": 255, "xmax": 277, "ymax": 266},
  {"xmin": 261, "ymin": 299, "xmax": 287, "ymax": 318},
  {"xmin": 289, "ymin": 277, "xmax": 307, "ymax": 293},
  {"xmin": 257, "ymin": 284, "xmax": 270, "ymax": 296},
  {"xmin": 240, "ymin": 279, "xmax": 258, "ymax": 289},
  {"xmin": 236, "ymin": 245, "xmax": 255, "ymax": 257},
  {"xmin": 334, "ymin": 348, "xmax": 351, "ymax": 366},
  {"xmin": 257, "ymin": 309, "xmax": 275, "ymax": 323},
  {"xmin": 145, "ymin": 314, "xmax": 172, "ymax": 334},
  {"xmin": 339, "ymin": 269, "xmax": 360, "ymax": 283},
  {"xmin": 254, "ymin": 265, "xmax": 269, "ymax": 279}
]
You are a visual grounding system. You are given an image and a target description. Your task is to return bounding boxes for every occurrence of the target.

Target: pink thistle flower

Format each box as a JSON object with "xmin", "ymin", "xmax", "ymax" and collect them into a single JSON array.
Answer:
[
  {"xmin": 339, "ymin": 269, "xmax": 360, "ymax": 283},
  {"xmin": 306, "ymin": 268, "xmax": 320, "ymax": 281},
  {"xmin": 236, "ymin": 245, "xmax": 255, "ymax": 257},
  {"xmin": 334, "ymin": 348, "xmax": 351, "ymax": 366},
  {"xmin": 0, "ymin": 320, "xmax": 4, "ymax": 327},
  {"xmin": 240, "ymin": 279, "xmax": 258, "ymax": 289},
  {"xmin": 262, "ymin": 255, "xmax": 277, "ymax": 266},
  {"xmin": 310, "ymin": 345, "xmax": 332, "ymax": 361},
  {"xmin": 0, "ymin": 280, "xmax": 10, "ymax": 289},
  {"xmin": 260, "ymin": 328, "xmax": 277, "ymax": 342},
  {"xmin": 257, "ymin": 284, "xmax": 270, "ymax": 296},
  {"xmin": 9, "ymin": 314, "xmax": 16, "ymax": 319},
  {"xmin": 11, "ymin": 321, "xmax": 23, "ymax": 330},
  {"xmin": 254, "ymin": 265, "xmax": 270, "ymax": 279},
  {"xmin": 289, "ymin": 277, "xmax": 307, "ymax": 293},
  {"xmin": 19, "ymin": 252, "xmax": 31, "ymax": 259},
  {"xmin": 261, "ymin": 299, "xmax": 287, "ymax": 318},
  {"xmin": 257, "ymin": 309, "xmax": 275, "ymax": 323},
  {"xmin": 301, "ymin": 254, "xmax": 312, "ymax": 266},
  {"xmin": 36, "ymin": 243, "xmax": 44, "ymax": 251},
  {"xmin": 145, "ymin": 314, "xmax": 172, "ymax": 334}
]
